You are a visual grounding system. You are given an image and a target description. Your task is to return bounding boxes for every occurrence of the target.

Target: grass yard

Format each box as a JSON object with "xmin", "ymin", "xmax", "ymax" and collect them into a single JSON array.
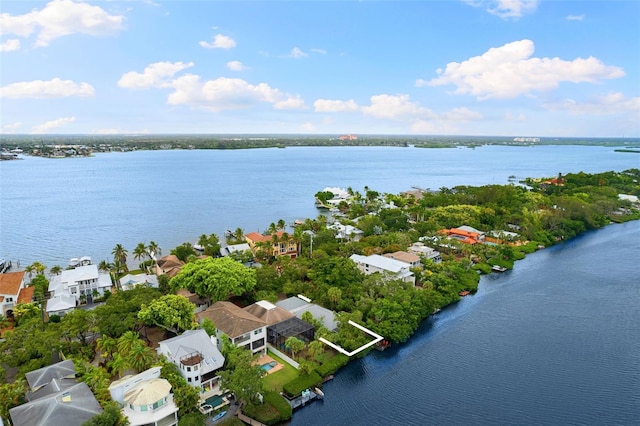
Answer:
[{"xmin": 261, "ymin": 351, "xmax": 299, "ymax": 392}]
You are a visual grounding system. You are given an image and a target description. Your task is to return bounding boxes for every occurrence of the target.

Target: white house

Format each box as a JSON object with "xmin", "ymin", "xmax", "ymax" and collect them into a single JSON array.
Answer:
[
  {"xmin": 383, "ymin": 251, "xmax": 422, "ymax": 268},
  {"xmin": 157, "ymin": 329, "xmax": 225, "ymax": 393},
  {"xmin": 0, "ymin": 271, "xmax": 26, "ymax": 317},
  {"xmin": 119, "ymin": 273, "xmax": 159, "ymax": 291},
  {"xmin": 328, "ymin": 223, "xmax": 364, "ymax": 242},
  {"xmin": 197, "ymin": 301, "xmax": 267, "ymax": 355},
  {"xmin": 407, "ymin": 242, "xmax": 442, "ymax": 263},
  {"xmin": 48, "ymin": 264, "xmax": 112, "ymax": 303},
  {"xmin": 109, "ymin": 367, "xmax": 178, "ymax": 426},
  {"xmin": 349, "ymin": 254, "xmax": 415, "ymax": 284},
  {"xmin": 45, "ymin": 294, "xmax": 76, "ymax": 317}
]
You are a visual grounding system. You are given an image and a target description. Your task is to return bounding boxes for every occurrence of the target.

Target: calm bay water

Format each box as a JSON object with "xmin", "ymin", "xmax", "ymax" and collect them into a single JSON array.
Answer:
[
  {"xmin": 1, "ymin": 144, "xmax": 637, "ymax": 267},
  {"xmin": 1, "ymin": 144, "xmax": 639, "ymax": 424}
]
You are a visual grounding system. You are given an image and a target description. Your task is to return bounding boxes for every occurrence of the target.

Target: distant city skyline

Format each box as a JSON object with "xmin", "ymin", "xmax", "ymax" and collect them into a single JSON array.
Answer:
[{"xmin": 1, "ymin": 0, "xmax": 638, "ymax": 137}]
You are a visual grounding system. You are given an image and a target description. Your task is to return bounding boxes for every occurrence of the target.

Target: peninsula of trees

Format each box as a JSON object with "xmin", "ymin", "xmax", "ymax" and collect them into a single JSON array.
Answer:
[{"xmin": 0, "ymin": 169, "xmax": 638, "ymax": 425}]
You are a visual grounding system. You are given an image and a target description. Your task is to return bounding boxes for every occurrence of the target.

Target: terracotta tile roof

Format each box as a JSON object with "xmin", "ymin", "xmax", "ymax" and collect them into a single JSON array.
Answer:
[
  {"xmin": 0, "ymin": 271, "xmax": 24, "ymax": 296},
  {"xmin": 197, "ymin": 301, "xmax": 266, "ymax": 338},
  {"xmin": 18, "ymin": 286, "xmax": 35, "ymax": 304},
  {"xmin": 245, "ymin": 231, "xmax": 290, "ymax": 243}
]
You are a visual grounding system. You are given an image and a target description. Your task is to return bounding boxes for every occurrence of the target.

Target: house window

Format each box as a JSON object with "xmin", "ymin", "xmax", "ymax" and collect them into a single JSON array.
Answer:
[
  {"xmin": 5, "ymin": 297, "xmax": 12, "ymax": 302},
  {"xmin": 187, "ymin": 377, "xmax": 192, "ymax": 382},
  {"xmin": 140, "ymin": 405, "xmax": 148, "ymax": 411},
  {"xmin": 195, "ymin": 376, "xmax": 199, "ymax": 381},
  {"xmin": 254, "ymin": 328, "xmax": 261, "ymax": 335},
  {"xmin": 194, "ymin": 365, "xmax": 198, "ymax": 371},
  {"xmin": 187, "ymin": 366, "xmax": 191, "ymax": 372},
  {"xmin": 152, "ymin": 399, "xmax": 164, "ymax": 410},
  {"xmin": 252, "ymin": 338, "xmax": 265, "ymax": 350}
]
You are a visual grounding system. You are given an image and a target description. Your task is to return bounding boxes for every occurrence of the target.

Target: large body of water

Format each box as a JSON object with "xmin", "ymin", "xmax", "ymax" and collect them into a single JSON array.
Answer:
[
  {"xmin": 291, "ymin": 221, "xmax": 640, "ymax": 425},
  {"xmin": 1, "ymin": 143, "xmax": 639, "ymax": 424},
  {"xmin": 1, "ymin": 144, "xmax": 638, "ymax": 267}
]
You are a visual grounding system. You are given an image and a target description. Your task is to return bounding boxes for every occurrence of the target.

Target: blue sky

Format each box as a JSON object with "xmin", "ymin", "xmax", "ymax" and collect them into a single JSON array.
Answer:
[{"xmin": 1, "ymin": 0, "xmax": 639, "ymax": 137}]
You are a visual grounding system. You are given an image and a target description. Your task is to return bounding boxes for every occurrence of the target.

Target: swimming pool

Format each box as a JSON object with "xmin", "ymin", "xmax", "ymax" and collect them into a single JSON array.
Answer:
[{"xmin": 260, "ymin": 361, "xmax": 278, "ymax": 371}]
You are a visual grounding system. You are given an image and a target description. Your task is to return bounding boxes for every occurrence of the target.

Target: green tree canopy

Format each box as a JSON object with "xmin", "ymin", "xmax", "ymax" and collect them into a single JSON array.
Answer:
[
  {"xmin": 170, "ymin": 256, "xmax": 257, "ymax": 302},
  {"xmin": 138, "ymin": 295, "xmax": 195, "ymax": 334}
]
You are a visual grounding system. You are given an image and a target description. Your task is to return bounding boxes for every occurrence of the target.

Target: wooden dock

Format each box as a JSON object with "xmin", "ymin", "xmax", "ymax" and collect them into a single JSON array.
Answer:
[{"xmin": 286, "ymin": 389, "xmax": 321, "ymax": 410}]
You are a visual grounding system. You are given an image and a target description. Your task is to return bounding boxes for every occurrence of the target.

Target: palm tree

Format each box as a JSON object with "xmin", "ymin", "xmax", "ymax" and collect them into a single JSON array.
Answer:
[
  {"xmin": 96, "ymin": 336, "xmax": 117, "ymax": 363},
  {"xmin": 277, "ymin": 219, "xmax": 286, "ymax": 231},
  {"xmin": 133, "ymin": 242, "xmax": 148, "ymax": 265},
  {"xmin": 107, "ymin": 353, "xmax": 128, "ymax": 379},
  {"xmin": 49, "ymin": 265, "xmax": 62, "ymax": 275},
  {"xmin": 117, "ymin": 331, "xmax": 140, "ymax": 356},
  {"xmin": 111, "ymin": 244, "xmax": 128, "ymax": 271},
  {"xmin": 24, "ymin": 264, "xmax": 34, "ymax": 281},
  {"xmin": 307, "ymin": 340, "xmax": 325, "ymax": 362},
  {"xmin": 148, "ymin": 241, "xmax": 160, "ymax": 259},
  {"xmin": 127, "ymin": 340, "xmax": 156, "ymax": 372},
  {"xmin": 234, "ymin": 227, "xmax": 244, "ymax": 242},
  {"xmin": 98, "ymin": 260, "xmax": 113, "ymax": 274}
]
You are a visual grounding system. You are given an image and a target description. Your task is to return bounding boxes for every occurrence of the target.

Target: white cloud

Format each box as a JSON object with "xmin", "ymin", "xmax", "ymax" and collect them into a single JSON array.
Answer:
[
  {"xmin": 300, "ymin": 122, "xmax": 317, "ymax": 132},
  {"xmin": 566, "ymin": 14, "xmax": 585, "ymax": 21},
  {"xmin": 199, "ymin": 34, "xmax": 236, "ymax": 49},
  {"xmin": 166, "ymin": 75, "xmax": 305, "ymax": 112},
  {"xmin": 288, "ymin": 47, "xmax": 308, "ymax": 58},
  {"xmin": 0, "ymin": 78, "xmax": 95, "ymax": 98},
  {"xmin": 362, "ymin": 94, "xmax": 435, "ymax": 120},
  {"xmin": 310, "ymin": 48, "xmax": 327, "ymax": 55},
  {"xmin": 0, "ymin": 39, "xmax": 20, "ymax": 52},
  {"xmin": 31, "ymin": 116, "xmax": 76, "ymax": 134},
  {"xmin": 274, "ymin": 96, "xmax": 305, "ymax": 110},
  {"xmin": 440, "ymin": 107, "xmax": 483, "ymax": 121},
  {"xmin": 226, "ymin": 61, "xmax": 247, "ymax": 71},
  {"xmin": 415, "ymin": 79, "xmax": 428, "ymax": 88},
  {"xmin": 118, "ymin": 61, "xmax": 194, "ymax": 89},
  {"xmin": 505, "ymin": 111, "xmax": 526, "ymax": 121},
  {"xmin": 544, "ymin": 92, "xmax": 640, "ymax": 115},
  {"xmin": 1, "ymin": 122, "xmax": 22, "ymax": 133},
  {"xmin": 0, "ymin": 0, "xmax": 124, "ymax": 47},
  {"xmin": 314, "ymin": 99, "xmax": 359, "ymax": 112},
  {"xmin": 428, "ymin": 39, "xmax": 625, "ymax": 100},
  {"xmin": 462, "ymin": 0, "xmax": 538, "ymax": 19}
]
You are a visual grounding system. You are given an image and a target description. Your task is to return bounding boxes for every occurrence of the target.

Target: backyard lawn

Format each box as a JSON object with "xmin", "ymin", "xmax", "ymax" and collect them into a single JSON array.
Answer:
[{"xmin": 261, "ymin": 351, "xmax": 299, "ymax": 392}]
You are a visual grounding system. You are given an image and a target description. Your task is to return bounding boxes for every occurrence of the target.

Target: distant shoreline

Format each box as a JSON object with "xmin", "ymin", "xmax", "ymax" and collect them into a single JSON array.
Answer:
[{"xmin": 2, "ymin": 134, "xmax": 639, "ymax": 159}]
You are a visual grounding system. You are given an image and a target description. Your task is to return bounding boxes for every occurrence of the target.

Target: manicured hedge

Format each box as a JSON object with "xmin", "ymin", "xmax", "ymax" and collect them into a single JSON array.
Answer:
[
  {"xmin": 282, "ymin": 372, "xmax": 322, "ymax": 397},
  {"xmin": 315, "ymin": 353, "xmax": 349, "ymax": 378},
  {"xmin": 264, "ymin": 390, "xmax": 292, "ymax": 421}
]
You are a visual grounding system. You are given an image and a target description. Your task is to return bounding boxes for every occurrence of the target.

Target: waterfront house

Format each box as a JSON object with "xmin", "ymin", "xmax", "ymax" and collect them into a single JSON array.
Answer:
[
  {"xmin": 328, "ymin": 223, "xmax": 364, "ymax": 242},
  {"xmin": 197, "ymin": 301, "xmax": 267, "ymax": 355},
  {"xmin": 439, "ymin": 225, "xmax": 485, "ymax": 245},
  {"xmin": 349, "ymin": 254, "xmax": 415, "ymax": 284},
  {"xmin": 108, "ymin": 367, "xmax": 178, "ymax": 426},
  {"xmin": 154, "ymin": 255, "xmax": 185, "ymax": 278},
  {"xmin": 407, "ymin": 242, "xmax": 442, "ymax": 263},
  {"xmin": 383, "ymin": 251, "xmax": 422, "ymax": 268},
  {"xmin": 47, "ymin": 264, "xmax": 112, "ymax": 304},
  {"xmin": 0, "ymin": 270, "xmax": 27, "ymax": 317},
  {"xmin": 119, "ymin": 273, "xmax": 159, "ymax": 291},
  {"xmin": 245, "ymin": 231, "xmax": 300, "ymax": 259},
  {"xmin": 219, "ymin": 242, "xmax": 252, "ymax": 257},
  {"xmin": 10, "ymin": 360, "xmax": 102, "ymax": 426},
  {"xmin": 156, "ymin": 329, "xmax": 225, "ymax": 393},
  {"xmin": 276, "ymin": 295, "xmax": 338, "ymax": 332},
  {"xmin": 245, "ymin": 300, "xmax": 315, "ymax": 352}
]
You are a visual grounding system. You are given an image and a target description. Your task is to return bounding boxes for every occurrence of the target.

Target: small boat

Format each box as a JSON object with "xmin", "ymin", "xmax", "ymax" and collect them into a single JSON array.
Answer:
[
  {"xmin": 492, "ymin": 265, "xmax": 507, "ymax": 272},
  {"xmin": 322, "ymin": 375, "xmax": 334, "ymax": 383},
  {"xmin": 293, "ymin": 219, "xmax": 304, "ymax": 227},
  {"xmin": 314, "ymin": 387, "xmax": 324, "ymax": 399},
  {"xmin": 211, "ymin": 410, "xmax": 226, "ymax": 421},
  {"xmin": 459, "ymin": 290, "xmax": 470, "ymax": 296}
]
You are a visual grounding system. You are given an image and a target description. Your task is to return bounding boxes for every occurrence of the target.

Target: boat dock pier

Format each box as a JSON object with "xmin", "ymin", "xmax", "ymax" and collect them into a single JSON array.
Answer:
[{"xmin": 285, "ymin": 388, "xmax": 322, "ymax": 410}]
